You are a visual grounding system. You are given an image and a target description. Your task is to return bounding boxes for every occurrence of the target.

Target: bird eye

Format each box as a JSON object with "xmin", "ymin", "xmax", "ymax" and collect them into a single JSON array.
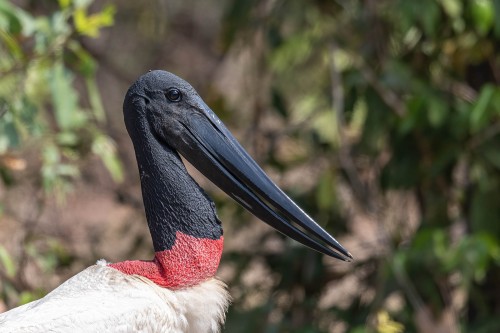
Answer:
[{"xmin": 165, "ymin": 88, "xmax": 182, "ymax": 102}]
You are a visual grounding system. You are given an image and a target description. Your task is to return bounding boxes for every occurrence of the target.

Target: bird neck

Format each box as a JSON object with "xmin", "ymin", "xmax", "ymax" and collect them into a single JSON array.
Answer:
[
  {"xmin": 109, "ymin": 232, "xmax": 223, "ymax": 289},
  {"xmin": 110, "ymin": 112, "xmax": 223, "ymax": 289}
]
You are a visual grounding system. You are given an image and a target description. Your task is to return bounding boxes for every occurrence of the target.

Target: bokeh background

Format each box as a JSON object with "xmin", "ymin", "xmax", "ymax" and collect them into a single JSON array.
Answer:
[{"xmin": 1, "ymin": 0, "xmax": 500, "ymax": 332}]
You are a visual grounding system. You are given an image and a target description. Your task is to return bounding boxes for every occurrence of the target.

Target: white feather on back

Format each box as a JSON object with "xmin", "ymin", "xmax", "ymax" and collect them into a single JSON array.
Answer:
[{"xmin": 0, "ymin": 263, "xmax": 230, "ymax": 333}]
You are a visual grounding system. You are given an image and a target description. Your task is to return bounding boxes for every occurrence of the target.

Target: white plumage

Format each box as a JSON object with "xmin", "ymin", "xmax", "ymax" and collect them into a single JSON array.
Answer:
[{"xmin": 0, "ymin": 261, "xmax": 230, "ymax": 333}]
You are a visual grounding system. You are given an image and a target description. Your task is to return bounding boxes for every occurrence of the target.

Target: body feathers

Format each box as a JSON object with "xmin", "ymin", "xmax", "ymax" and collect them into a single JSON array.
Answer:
[{"xmin": 0, "ymin": 262, "xmax": 230, "ymax": 333}]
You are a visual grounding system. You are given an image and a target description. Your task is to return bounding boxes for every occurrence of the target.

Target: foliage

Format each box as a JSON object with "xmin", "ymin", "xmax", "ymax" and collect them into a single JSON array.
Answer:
[
  {"xmin": 220, "ymin": 0, "xmax": 500, "ymax": 332},
  {"xmin": 0, "ymin": 0, "xmax": 121, "ymax": 195},
  {"xmin": 0, "ymin": 0, "xmax": 117, "ymax": 308}
]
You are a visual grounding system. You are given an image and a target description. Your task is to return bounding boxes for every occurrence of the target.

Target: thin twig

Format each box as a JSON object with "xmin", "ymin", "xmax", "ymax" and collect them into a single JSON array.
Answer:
[
  {"xmin": 0, "ymin": 102, "xmax": 7, "ymax": 118},
  {"xmin": 467, "ymin": 121, "xmax": 500, "ymax": 150},
  {"xmin": 446, "ymin": 79, "xmax": 477, "ymax": 103},
  {"xmin": 330, "ymin": 41, "xmax": 369, "ymax": 208},
  {"xmin": 393, "ymin": 260, "xmax": 424, "ymax": 311},
  {"xmin": 359, "ymin": 63, "xmax": 407, "ymax": 117}
]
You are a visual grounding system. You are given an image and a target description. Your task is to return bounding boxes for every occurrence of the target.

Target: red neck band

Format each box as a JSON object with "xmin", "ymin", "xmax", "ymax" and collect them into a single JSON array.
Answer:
[{"xmin": 109, "ymin": 232, "xmax": 223, "ymax": 289}]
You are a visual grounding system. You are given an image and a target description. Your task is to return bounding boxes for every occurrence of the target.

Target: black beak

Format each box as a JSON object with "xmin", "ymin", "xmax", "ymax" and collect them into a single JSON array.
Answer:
[{"xmin": 171, "ymin": 101, "xmax": 352, "ymax": 261}]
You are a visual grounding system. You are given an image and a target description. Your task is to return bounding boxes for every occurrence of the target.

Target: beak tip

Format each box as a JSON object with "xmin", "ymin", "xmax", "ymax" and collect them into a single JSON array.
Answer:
[
  {"xmin": 344, "ymin": 252, "xmax": 354, "ymax": 262},
  {"xmin": 332, "ymin": 248, "xmax": 353, "ymax": 262},
  {"xmin": 335, "ymin": 243, "xmax": 353, "ymax": 262}
]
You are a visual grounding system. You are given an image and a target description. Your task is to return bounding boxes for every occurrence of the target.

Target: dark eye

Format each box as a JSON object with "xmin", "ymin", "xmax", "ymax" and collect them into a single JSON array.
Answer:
[{"xmin": 165, "ymin": 88, "xmax": 182, "ymax": 102}]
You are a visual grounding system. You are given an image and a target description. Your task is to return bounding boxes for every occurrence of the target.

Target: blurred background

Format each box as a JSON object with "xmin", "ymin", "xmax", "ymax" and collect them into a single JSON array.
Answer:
[{"xmin": 1, "ymin": 0, "xmax": 499, "ymax": 332}]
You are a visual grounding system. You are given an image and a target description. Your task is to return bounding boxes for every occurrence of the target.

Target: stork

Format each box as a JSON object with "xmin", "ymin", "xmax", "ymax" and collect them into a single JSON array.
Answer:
[{"xmin": 0, "ymin": 71, "xmax": 352, "ymax": 332}]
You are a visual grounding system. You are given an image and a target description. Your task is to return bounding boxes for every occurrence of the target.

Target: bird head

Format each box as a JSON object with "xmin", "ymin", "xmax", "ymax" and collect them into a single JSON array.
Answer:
[{"xmin": 123, "ymin": 70, "xmax": 352, "ymax": 262}]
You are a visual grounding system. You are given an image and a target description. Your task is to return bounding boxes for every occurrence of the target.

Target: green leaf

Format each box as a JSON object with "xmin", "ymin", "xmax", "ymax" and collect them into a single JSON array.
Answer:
[
  {"xmin": 376, "ymin": 310, "xmax": 405, "ymax": 333},
  {"xmin": 312, "ymin": 110, "xmax": 338, "ymax": 146},
  {"xmin": 0, "ymin": 0, "xmax": 35, "ymax": 36},
  {"xmin": 349, "ymin": 98, "xmax": 367, "ymax": 136},
  {"xmin": 41, "ymin": 144, "xmax": 79, "ymax": 192},
  {"xmin": 55, "ymin": 164, "xmax": 78, "ymax": 179},
  {"xmin": 420, "ymin": 0, "xmax": 440, "ymax": 36},
  {"xmin": 0, "ymin": 112, "xmax": 20, "ymax": 152},
  {"xmin": 0, "ymin": 245, "xmax": 16, "ymax": 278},
  {"xmin": 92, "ymin": 135, "xmax": 124, "ymax": 183},
  {"xmin": 427, "ymin": 97, "xmax": 448, "ymax": 128},
  {"xmin": 399, "ymin": 97, "xmax": 423, "ymax": 134},
  {"xmin": 25, "ymin": 60, "xmax": 50, "ymax": 104},
  {"xmin": 0, "ymin": 29, "xmax": 22, "ymax": 59},
  {"xmin": 316, "ymin": 170, "xmax": 336, "ymax": 211},
  {"xmin": 471, "ymin": 0, "xmax": 494, "ymax": 36},
  {"xmin": 19, "ymin": 291, "xmax": 41, "ymax": 305},
  {"xmin": 58, "ymin": 0, "xmax": 71, "ymax": 9},
  {"xmin": 439, "ymin": 0, "xmax": 463, "ymax": 19},
  {"xmin": 439, "ymin": 0, "xmax": 465, "ymax": 32},
  {"xmin": 85, "ymin": 77, "xmax": 105, "ymax": 123},
  {"xmin": 470, "ymin": 84, "xmax": 495, "ymax": 133},
  {"xmin": 50, "ymin": 62, "xmax": 85, "ymax": 130},
  {"xmin": 56, "ymin": 131, "xmax": 79, "ymax": 146},
  {"xmin": 73, "ymin": 4, "xmax": 115, "ymax": 38},
  {"xmin": 270, "ymin": 32, "xmax": 313, "ymax": 73},
  {"xmin": 68, "ymin": 41, "xmax": 96, "ymax": 76}
]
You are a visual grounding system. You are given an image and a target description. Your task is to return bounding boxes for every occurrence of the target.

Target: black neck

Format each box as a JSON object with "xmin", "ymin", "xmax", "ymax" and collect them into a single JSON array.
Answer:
[{"xmin": 124, "ymin": 99, "xmax": 222, "ymax": 252}]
